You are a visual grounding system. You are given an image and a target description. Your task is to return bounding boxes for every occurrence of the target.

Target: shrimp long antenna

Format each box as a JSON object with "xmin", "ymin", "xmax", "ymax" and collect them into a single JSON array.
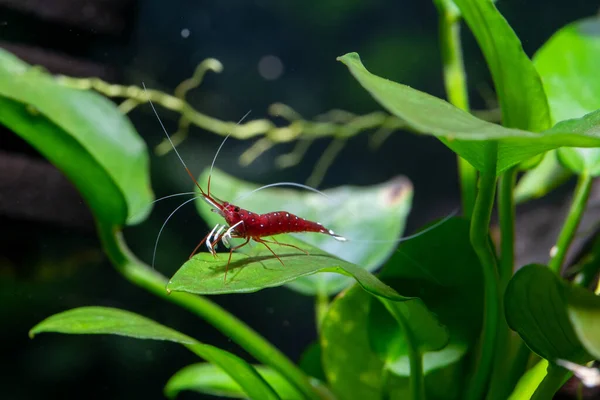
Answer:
[
  {"xmin": 207, "ymin": 110, "xmax": 252, "ymax": 195},
  {"xmin": 142, "ymin": 83, "xmax": 207, "ymax": 196},
  {"xmin": 235, "ymin": 182, "xmax": 334, "ymax": 203},
  {"xmin": 152, "ymin": 195, "xmax": 203, "ymax": 269},
  {"xmin": 151, "ymin": 192, "xmax": 197, "ymax": 204},
  {"xmin": 349, "ymin": 208, "xmax": 458, "ymax": 244}
]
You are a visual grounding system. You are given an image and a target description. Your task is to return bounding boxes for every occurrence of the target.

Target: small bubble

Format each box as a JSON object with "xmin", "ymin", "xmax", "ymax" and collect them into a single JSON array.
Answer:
[
  {"xmin": 181, "ymin": 28, "xmax": 190, "ymax": 38},
  {"xmin": 258, "ymin": 55, "xmax": 284, "ymax": 80}
]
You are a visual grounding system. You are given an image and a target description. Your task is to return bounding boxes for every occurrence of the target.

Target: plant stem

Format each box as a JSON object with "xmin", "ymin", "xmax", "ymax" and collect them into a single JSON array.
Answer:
[
  {"xmin": 98, "ymin": 225, "xmax": 322, "ymax": 400},
  {"xmin": 382, "ymin": 299, "xmax": 425, "ymax": 400},
  {"xmin": 549, "ymin": 172, "xmax": 593, "ymax": 274},
  {"xmin": 467, "ymin": 145, "xmax": 500, "ymax": 400},
  {"xmin": 531, "ymin": 364, "xmax": 571, "ymax": 400},
  {"xmin": 435, "ymin": 0, "xmax": 477, "ymax": 216},
  {"xmin": 498, "ymin": 167, "xmax": 517, "ymax": 287}
]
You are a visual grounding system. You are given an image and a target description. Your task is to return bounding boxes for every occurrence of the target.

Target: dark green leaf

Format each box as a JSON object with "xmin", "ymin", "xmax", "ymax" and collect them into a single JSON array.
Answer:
[
  {"xmin": 298, "ymin": 342, "xmax": 327, "ymax": 382},
  {"xmin": 166, "ymin": 235, "xmax": 410, "ymax": 301},
  {"xmin": 321, "ymin": 286, "xmax": 459, "ymax": 400},
  {"xmin": 371, "ymin": 218, "xmax": 482, "ymax": 377},
  {"xmin": 30, "ymin": 307, "xmax": 281, "ymax": 400},
  {"xmin": 164, "ymin": 363, "xmax": 301, "ymax": 399},
  {"xmin": 193, "ymin": 168, "xmax": 412, "ymax": 295},
  {"xmin": 0, "ymin": 49, "xmax": 153, "ymax": 225},
  {"xmin": 368, "ymin": 298, "xmax": 451, "ymax": 375},
  {"xmin": 452, "ymin": 0, "xmax": 550, "ymax": 131},
  {"xmin": 566, "ymin": 284, "xmax": 600, "ymax": 360},
  {"xmin": 505, "ymin": 265, "xmax": 592, "ymax": 363},
  {"xmin": 337, "ymin": 52, "xmax": 600, "ymax": 175}
]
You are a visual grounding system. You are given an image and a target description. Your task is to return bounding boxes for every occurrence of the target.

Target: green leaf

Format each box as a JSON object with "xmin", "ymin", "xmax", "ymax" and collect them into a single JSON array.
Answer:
[
  {"xmin": 321, "ymin": 286, "xmax": 457, "ymax": 400},
  {"xmin": 452, "ymin": 0, "xmax": 550, "ymax": 131},
  {"xmin": 514, "ymin": 151, "xmax": 571, "ymax": 204},
  {"xmin": 368, "ymin": 298, "xmax": 452, "ymax": 375},
  {"xmin": 372, "ymin": 218, "xmax": 482, "ymax": 378},
  {"xmin": 566, "ymin": 285, "xmax": 600, "ymax": 360},
  {"xmin": 0, "ymin": 49, "xmax": 153, "ymax": 225},
  {"xmin": 534, "ymin": 16, "xmax": 600, "ymax": 125},
  {"xmin": 164, "ymin": 363, "xmax": 301, "ymax": 399},
  {"xmin": 505, "ymin": 265, "xmax": 592, "ymax": 363},
  {"xmin": 337, "ymin": 52, "xmax": 600, "ymax": 175},
  {"xmin": 193, "ymin": 168, "xmax": 412, "ymax": 295},
  {"xmin": 534, "ymin": 16, "xmax": 600, "ymax": 176},
  {"xmin": 30, "ymin": 307, "xmax": 281, "ymax": 400},
  {"xmin": 515, "ymin": 17, "xmax": 600, "ymax": 196},
  {"xmin": 166, "ymin": 234, "xmax": 410, "ymax": 301}
]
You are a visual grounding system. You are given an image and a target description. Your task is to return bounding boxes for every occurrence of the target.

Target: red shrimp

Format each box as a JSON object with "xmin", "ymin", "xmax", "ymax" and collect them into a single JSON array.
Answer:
[{"xmin": 144, "ymin": 85, "xmax": 345, "ymax": 281}]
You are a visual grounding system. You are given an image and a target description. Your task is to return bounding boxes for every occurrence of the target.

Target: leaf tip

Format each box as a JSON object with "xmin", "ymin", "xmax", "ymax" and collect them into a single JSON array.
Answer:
[{"xmin": 336, "ymin": 52, "xmax": 362, "ymax": 66}]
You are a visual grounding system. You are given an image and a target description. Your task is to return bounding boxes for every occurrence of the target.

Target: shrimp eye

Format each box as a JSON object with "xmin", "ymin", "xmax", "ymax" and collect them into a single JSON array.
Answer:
[{"xmin": 234, "ymin": 206, "xmax": 240, "ymax": 212}]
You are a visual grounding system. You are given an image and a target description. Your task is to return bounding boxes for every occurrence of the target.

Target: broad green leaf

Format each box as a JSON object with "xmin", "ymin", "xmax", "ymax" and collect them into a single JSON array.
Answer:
[
  {"xmin": 535, "ymin": 16, "xmax": 600, "ymax": 125},
  {"xmin": 368, "ymin": 298, "xmax": 451, "ymax": 376},
  {"xmin": 508, "ymin": 360, "xmax": 549, "ymax": 400},
  {"xmin": 0, "ymin": 49, "xmax": 153, "ymax": 225},
  {"xmin": 337, "ymin": 52, "xmax": 600, "ymax": 175},
  {"xmin": 452, "ymin": 0, "xmax": 550, "ymax": 131},
  {"xmin": 536, "ymin": 16, "xmax": 600, "ymax": 177},
  {"xmin": 167, "ymin": 234, "xmax": 410, "ymax": 301},
  {"xmin": 193, "ymin": 168, "xmax": 412, "ymax": 295},
  {"xmin": 514, "ymin": 151, "xmax": 571, "ymax": 204},
  {"xmin": 515, "ymin": 17, "xmax": 600, "ymax": 196},
  {"xmin": 321, "ymin": 286, "xmax": 458, "ymax": 400},
  {"xmin": 566, "ymin": 285, "xmax": 600, "ymax": 360},
  {"xmin": 371, "ymin": 218, "xmax": 482, "ymax": 378},
  {"xmin": 505, "ymin": 265, "xmax": 592, "ymax": 363},
  {"xmin": 30, "ymin": 307, "xmax": 280, "ymax": 400},
  {"xmin": 164, "ymin": 363, "xmax": 301, "ymax": 399}
]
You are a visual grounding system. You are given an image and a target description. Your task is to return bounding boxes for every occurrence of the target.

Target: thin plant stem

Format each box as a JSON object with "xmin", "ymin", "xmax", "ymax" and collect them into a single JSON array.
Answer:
[
  {"xmin": 549, "ymin": 172, "xmax": 593, "ymax": 274},
  {"xmin": 436, "ymin": 0, "xmax": 477, "ymax": 216},
  {"xmin": 382, "ymin": 299, "xmax": 425, "ymax": 400},
  {"xmin": 466, "ymin": 144, "xmax": 500, "ymax": 400},
  {"xmin": 498, "ymin": 167, "xmax": 517, "ymax": 287},
  {"xmin": 98, "ymin": 224, "xmax": 322, "ymax": 400},
  {"xmin": 531, "ymin": 364, "xmax": 571, "ymax": 400},
  {"xmin": 315, "ymin": 288, "xmax": 329, "ymax": 333}
]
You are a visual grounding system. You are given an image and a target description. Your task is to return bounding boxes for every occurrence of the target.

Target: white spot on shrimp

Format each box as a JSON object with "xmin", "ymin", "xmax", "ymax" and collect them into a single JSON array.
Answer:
[
  {"xmin": 252, "ymin": 218, "xmax": 255, "ymax": 222},
  {"xmin": 317, "ymin": 222, "xmax": 322, "ymax": 225},
  {"xmin": 274, "ymin": 212, "xmax": 279, "ymax": 216},
  {"xmin": 295, "ymin": 216, "xmax": 298, "ymax": 220},
  {"xmin": 260, "ymin": 224, "xmax": 264, "ymax": 228},
  {"xmin": 285, "ymin": 213, "xmax": 289, "ymax": 217},
  {"xmin": 328, "ymin": 229, "xmax": 335, "ymax": 235}
]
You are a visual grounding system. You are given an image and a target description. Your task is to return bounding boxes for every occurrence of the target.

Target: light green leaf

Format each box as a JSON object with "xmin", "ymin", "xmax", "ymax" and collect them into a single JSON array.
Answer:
[
  {"xmin": 514, "ymin": 151, "xmax": 571, "ymax": 204},
  {"xmin": 535, "ymin": 16, "xmax": 600, "ymax": 177},
  {"xmin": 566, "ymin": 285, "xmax": 600, "ymax": 360},
  {"xmin": 452, "ymin": 0, "xmax": 550, "ymax": 131},
  {"xmin": 0, "ymin": 49, "xmax": 153, "ymax": 225},
  {"xmin": 164, "ymin": 363, "xmax": 301, "ymax": 399},
  {"xmin": 166, "ymin": 235, "xmax": 410, "ymax": 301},
  {"xmin": 193, "ymin": 168, "xmax": 412, "ymax": 295},
  {"xmin": 337, "ymin": 52, "xmax": 600, "ymax": 175},
  {"xmin": 30, "ymin": 307, "xmax": 281, "ymax": 400}
]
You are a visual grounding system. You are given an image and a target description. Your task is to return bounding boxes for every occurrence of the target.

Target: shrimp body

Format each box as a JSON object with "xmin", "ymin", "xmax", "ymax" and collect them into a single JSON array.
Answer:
[{"xmin": 218, "ymin": 202, "xmax": 345, "ymax": 240}]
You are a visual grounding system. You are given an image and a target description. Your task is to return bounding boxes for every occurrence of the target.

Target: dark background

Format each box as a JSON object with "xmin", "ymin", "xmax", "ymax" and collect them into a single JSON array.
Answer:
[{"xmin": 0, "ymin": 1, "xmax": 598, "ymax": 399}]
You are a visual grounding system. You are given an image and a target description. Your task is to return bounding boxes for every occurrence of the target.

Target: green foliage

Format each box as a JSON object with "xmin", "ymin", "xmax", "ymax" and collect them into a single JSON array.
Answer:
[
  {"xmin": 0, "ymin": 48, "xmax": 153, "ymax": 226},
  {"xmin": 3, "ymin": 2, "xmax": 600, "ymax": 399},
  {"xmin": 164, "ymin": 363, "xmax": 302, "ymax": 399},
  {"xmin": 167, "ymin": 234, "xmax": 410, "ymax": 301},
  {"xmin": 30, "ymin": 307, "xmax": 282, "ymax": 400}
]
